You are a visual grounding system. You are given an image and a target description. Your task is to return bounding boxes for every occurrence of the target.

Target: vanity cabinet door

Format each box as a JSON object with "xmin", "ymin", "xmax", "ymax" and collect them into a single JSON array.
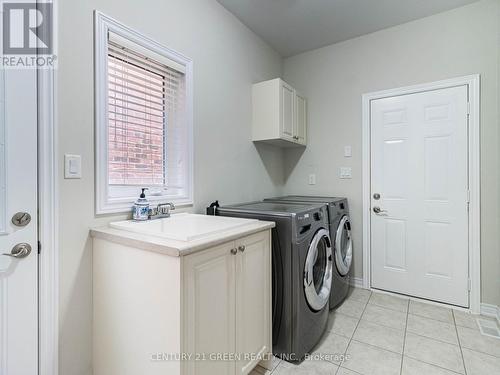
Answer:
[
  {"xmin": 235, "ymin": 231, "xmax": 272, "ymax": 375},
  {"xmin": 183, "ymin": 242, "xmax": 236, "ymax": 375}
]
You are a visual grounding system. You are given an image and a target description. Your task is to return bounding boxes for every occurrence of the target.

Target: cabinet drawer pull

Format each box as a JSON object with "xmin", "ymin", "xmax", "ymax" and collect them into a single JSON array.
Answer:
[
  {"xmin": 238, "ymin": 246, "xmax": 245, "ymax": 253},
  {"xmin": 230, "ymin": 248, "xmax": 238, "ymax": 255}
]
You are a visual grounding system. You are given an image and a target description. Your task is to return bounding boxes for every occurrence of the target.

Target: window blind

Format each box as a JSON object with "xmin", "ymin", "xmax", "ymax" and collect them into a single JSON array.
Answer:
[{"xmin": 107, "ymin": 40, "xmax": 185, "ymax": 188}]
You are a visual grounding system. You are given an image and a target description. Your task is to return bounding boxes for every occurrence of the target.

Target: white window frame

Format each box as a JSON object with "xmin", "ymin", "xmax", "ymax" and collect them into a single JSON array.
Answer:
[{"xmin": 94, "ymin": 11, "xmax": 193, "ymax": 214}]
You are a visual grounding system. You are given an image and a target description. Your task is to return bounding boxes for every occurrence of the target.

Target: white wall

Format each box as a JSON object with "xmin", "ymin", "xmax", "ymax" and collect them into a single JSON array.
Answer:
[
  {"xmin": 57, "ymin": 1, "xmax": 284, "ymax": 374},
  {"xmin": 283, "ymin": 0, "xmax": 500, "ymax": 305},
  {"xmin": 56, "ymin": 1, "xmax": 500, "ymax": 373},
  {"xmin": 497, "ymin": 0, "xmax": 500, "ymax": 308}
]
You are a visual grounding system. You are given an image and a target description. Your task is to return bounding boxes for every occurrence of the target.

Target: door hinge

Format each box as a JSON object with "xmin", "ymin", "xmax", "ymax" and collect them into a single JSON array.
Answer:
[
  {"xmin": 467, "ymin": 190, "xmax": 471, "ymax": 204},
  {"xmin": 38, "ymin": 241, "xmax": 42, "ymax": 254},
  {"xmin": 467, "ymin": 101, "xmax": 471, "ymax": 116},
  {"xmin": 467, "ymin": 278, "xmax": 472, "ymax": 291}
]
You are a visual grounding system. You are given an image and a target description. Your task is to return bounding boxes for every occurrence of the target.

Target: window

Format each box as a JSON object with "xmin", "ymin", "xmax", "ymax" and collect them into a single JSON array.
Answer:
[{"xmin": 95, "ymin": 12, "xmax": 193, "ymax": 214}]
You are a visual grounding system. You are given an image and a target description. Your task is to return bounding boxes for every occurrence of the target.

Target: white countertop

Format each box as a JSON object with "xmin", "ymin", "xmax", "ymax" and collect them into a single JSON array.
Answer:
[{"xmin": 90, "ymin": 215, "xmax": 275, "ymax": 257}]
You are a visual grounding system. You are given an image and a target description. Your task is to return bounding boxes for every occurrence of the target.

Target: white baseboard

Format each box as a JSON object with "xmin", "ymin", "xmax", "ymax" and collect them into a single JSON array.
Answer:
[
  {"xmin": 350, "ymin": 277, "xmax": 364, "ymax": 289},
  {"xmin": 351, "ymin": 278, "xmax": 497, "ymax": 320},
  {"xmin": 480, "ymin": 303, "xmax": 500, "ymax": 322},
  {"xmin": 350, "ymin": 278, "xmax": 498, "ymax": 321}
]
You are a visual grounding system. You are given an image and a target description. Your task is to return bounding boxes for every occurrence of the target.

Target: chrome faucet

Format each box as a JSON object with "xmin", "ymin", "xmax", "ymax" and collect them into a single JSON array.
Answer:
[{"xmin": 148, "ymin": 202, "xmax": 175, "ymax": 219}]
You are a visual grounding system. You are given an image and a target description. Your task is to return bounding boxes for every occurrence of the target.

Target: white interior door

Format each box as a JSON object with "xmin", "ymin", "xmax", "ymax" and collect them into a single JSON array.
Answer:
[
  {"xmin": 370, "ymin": 85, "xmax": 469, "ymax": 307},
  {"xmin": 0, "ymin": 66, "xmax": 38, "ymax": 373}
]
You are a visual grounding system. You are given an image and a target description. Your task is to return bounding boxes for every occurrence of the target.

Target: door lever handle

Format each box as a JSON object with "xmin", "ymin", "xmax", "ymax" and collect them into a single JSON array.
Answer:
[
  {"xmin": 373, "ymin": 206, "xmax": 388, "ymax": 215},
  {"xmin": 2, "ymin": 243, "xmax": 32, "ymax": 259}
]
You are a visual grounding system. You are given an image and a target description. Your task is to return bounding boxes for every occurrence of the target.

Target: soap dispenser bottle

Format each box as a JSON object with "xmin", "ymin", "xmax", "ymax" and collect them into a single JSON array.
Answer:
[{"xmin": 132, "ymin": 188, "xmax": 150, "ymax": 221}]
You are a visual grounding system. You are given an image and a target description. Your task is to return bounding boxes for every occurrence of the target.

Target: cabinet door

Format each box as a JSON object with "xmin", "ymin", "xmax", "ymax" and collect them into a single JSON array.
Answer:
[
  {"xmin": 183, "ymin": 243, "xmax": 236, "ymax": 375},
  {"xmin": 280, "ymin": 81, "xmax": 295, "ymax": 141},
  {"xmin": 235, "ymin": 231, "xmax": 272, "ymax": 375},
  {"xmin": 295, "ymin": 93, "xmax": 307, "ymax": 145}
]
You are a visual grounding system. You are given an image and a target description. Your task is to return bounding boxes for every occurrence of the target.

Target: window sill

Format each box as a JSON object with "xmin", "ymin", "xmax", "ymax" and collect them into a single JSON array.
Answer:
[{"xmin": 95, "ymin": 197, "xmax": 194, "ymax": 216}]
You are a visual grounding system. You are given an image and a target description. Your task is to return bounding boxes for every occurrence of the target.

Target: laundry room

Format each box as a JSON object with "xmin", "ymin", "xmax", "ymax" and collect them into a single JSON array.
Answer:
[{"xmin": 2, "ymin": 0, "xmax": 500, "ymax": 374}]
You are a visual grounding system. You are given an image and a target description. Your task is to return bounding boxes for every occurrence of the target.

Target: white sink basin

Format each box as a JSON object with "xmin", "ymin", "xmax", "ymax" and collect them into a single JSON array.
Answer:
[{"xmin": 109, "ymin": 213, "xmax": 258, "ymax": 242}]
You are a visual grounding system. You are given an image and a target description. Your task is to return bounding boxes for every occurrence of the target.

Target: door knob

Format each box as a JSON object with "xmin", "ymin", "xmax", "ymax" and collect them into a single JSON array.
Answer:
[
  {"xmin": 2, "ymin": 243, "xmax": 32, "ymax": 259},
  {"xmin": 373, "ymin": 206, "xmax": 387, "ymax": 214}
]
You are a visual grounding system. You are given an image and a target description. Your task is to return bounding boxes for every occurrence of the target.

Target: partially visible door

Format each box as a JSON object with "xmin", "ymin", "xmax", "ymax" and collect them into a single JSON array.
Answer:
[
  {"xmin": 294, "ymin": 92, "xmax": 307, "ymax": 145},
  {"xmin": 0, "ymin": 65, "xmax": 38, "ymax": 372},
  {"xmin": 370, "ymin": 85, "xmax": 469, "ymax": 307},
  {"xmin": 235, "ymin": 232, "xmax": 271, "ymax": 375},
  {"xmin": 280, "ymin": 81, "xmax": 294, "ymax": 142}
]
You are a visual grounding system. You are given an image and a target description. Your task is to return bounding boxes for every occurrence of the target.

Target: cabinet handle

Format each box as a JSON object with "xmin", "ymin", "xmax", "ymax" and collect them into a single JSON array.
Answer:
[
  {"xmin": 238, "ymin": 246, "xmax": 245, "ymax": 253},
  {"xmin": 230, "ymin": 248, "xmax": 238, "ymax": 255}
]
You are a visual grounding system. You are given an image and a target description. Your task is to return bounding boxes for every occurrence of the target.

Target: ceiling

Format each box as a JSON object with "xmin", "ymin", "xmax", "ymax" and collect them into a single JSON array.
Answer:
[{"xmin": 217, "ymin": 0, "xmax": 479, "ymax": 57}]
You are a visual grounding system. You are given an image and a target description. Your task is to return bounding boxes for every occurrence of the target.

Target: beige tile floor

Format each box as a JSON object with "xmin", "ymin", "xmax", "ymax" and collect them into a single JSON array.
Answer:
[{"xmin": 255, "ymin": 288, "xmax": 500, "ymax": 375}]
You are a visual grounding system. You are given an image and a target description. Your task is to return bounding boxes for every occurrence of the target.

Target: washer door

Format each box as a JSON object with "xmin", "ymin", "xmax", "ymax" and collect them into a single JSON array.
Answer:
[
  {"xmin": 335, "ymin": 215, "xmax": 353, "ymax": 276},
  {"xmin": 304, "ymin": 229, "xmax": 333, "ymax": 311}
]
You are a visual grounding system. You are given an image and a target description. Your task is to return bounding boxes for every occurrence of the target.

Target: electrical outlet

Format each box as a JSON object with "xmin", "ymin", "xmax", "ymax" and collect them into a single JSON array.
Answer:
[{"xmin": 339, "ymin": 167, "xmax": 352, "ymax": 179}]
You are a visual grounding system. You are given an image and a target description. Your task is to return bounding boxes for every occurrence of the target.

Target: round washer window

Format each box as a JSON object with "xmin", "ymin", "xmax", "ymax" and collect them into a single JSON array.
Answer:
[
  {"xmin": 312, "ymin": 238, "xmax": 328, "ymax": 294},
  {"xmin": 335, "ymin": 215, "xmax": 352, "ymax": 276},
  {"xmin": 304, "ymin": 229, "xmax": 333, "ymax": 311}
]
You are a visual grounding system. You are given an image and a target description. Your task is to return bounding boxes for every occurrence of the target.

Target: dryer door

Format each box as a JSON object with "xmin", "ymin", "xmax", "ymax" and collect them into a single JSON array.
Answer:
[
  {"xmin": 304, "ymin": 229, "xmax": 333, "ymax": 311},
  {"xmin": 335, "ymin": 215, "xmax": 353, "ymax": 276}
]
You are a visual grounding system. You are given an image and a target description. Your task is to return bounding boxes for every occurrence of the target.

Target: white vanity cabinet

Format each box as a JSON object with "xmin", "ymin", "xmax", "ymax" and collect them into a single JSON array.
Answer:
[
  {"xmin": 252, "ymin": 78, "xmax": 307, "ymax": 147},
  {"xmin": 183, "ymin": 231, "xmax": 271, "ymax": 375},
  {"xmin": 91, "ymin": 221, "xmax": 273, "ymax": 375}
]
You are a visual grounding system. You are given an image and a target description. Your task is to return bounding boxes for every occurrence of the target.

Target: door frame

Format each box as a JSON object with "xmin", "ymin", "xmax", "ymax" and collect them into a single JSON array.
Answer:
[
  {"xmin": 38, "ymin": 0, "xmax": 59, "ymax": 374},
  {"xmin": 361, "ymin": 75, "xmax": 481, "ymax": 313}
]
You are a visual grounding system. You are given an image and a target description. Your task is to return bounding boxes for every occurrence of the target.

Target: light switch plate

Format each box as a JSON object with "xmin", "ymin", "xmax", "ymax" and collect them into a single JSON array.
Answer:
[
  {"xmin": 308, "ymin": 174, "xmax": 316, "ymax": 185},
  {"xmin": 344, "ymin": 145, "xmax": 352, "ymax": 157},
  {"xmin": 339, "ymin": 167, "xmax": 352, "ymax": 179},
  {"xmin": 64, "ymin": 154, "xmax": 82, "ymax": 179}
]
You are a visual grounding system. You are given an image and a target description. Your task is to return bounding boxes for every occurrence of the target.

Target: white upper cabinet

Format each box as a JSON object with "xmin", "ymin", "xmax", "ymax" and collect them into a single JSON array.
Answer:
[
  {"xmin": 252, "ymin": 78, "xmax": 307, "ymax": 147},
  {"xmin": 281, "ymin": 81, "xmax": 295, "ymax": 142},
  {"xmin": 295, "ymin": 91, "xmax": 307, "ymax": 145}
]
